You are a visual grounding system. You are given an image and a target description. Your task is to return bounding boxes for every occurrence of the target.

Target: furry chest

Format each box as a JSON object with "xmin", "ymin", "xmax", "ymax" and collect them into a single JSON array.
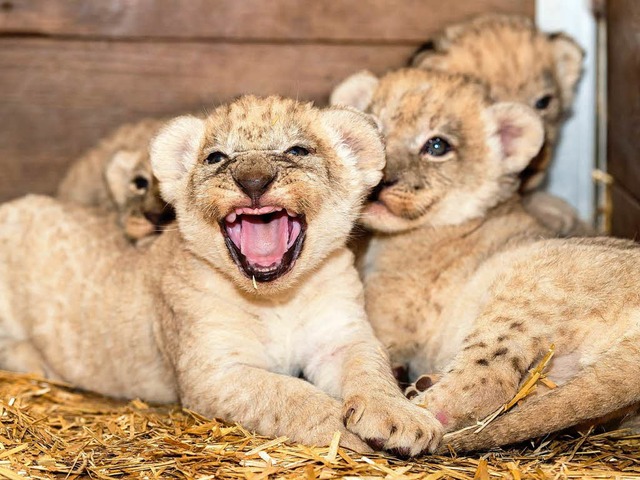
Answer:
[{"xmin": 255, "ymin": 306, "xmax": 305, "ymax": 377}]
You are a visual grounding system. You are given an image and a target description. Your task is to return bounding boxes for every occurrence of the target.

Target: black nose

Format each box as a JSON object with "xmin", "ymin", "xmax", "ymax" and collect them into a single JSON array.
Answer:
[{"xmin": 233, "ymin": 172, "xmax": 276, "ymax": 204}]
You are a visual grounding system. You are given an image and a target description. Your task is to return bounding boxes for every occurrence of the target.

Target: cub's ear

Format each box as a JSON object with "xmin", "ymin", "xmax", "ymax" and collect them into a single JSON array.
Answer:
[
  {"xmin": 484, "ymin": 102, "xmax": 544, "ymax": 175},
  {"xmin": 150, "ymin": 116, "xmax": 205, "ymax": 205},
  {"xmin": 105, "ymin": 150, "xmax": 140, "ymax": 207},
  {"xmin": 548, "ymin": 32, "xmax": 584, "ymax": 109},
  {"xmin": 329, "ymin": 70, "xmax": 379, "ymax": 111},
  {"xmin": 320, "ymin": 107, "xmax": 386, "ymax": 189}
]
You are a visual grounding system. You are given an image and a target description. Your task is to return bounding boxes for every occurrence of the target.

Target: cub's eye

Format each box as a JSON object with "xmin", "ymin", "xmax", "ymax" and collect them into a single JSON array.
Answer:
[
  {"xmin": 285, "ymin": 146, "xmax": 310, "ymax": 156},
  {"xmin": 131, "ymin": 175, "xmax": 149, "ymax": 193},
  {"xmin": 534, "ymin": 94, "xmax": 553, "ymax": 110},
  {"xmin": 420, "ymin": 137, "xmax": 452, "ymax": 158},
  {"xmin": 205, "ymin": 151, "xmax": 228, "ymax": 165}
]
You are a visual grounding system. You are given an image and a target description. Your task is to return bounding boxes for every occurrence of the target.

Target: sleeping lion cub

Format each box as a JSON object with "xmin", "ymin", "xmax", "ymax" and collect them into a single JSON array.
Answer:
[
  {"xmin": 334, "ymin": 68, "xmax": 640, "ymax": 452},
  {"xmin": 58, "ymin": 118, "xmax": 175, "ymax": 242},
  {"xmin": 0, "ymin": 96, "xmax": 441, "ymax": 455}
]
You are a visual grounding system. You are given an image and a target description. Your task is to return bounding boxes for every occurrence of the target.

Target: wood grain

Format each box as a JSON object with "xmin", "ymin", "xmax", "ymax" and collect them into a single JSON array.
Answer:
[
  {"xmin": 611, "ymin": 185, "xmax": 640, "ymax": 241},
  {"xmin": 607, "ymin": 0, "xmax": 640, "ymax": 205},
  {"xmin": 0, "ymin": 38, "xmax": 414, "ymax": 200},
  {"xmin": 0, "ymin": 0, "xmax": 534, "ymax": 42}
]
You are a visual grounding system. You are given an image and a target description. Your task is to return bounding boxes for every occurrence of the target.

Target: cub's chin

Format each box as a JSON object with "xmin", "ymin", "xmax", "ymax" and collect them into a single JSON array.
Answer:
[{"xmin": 220, "ymin": 206, "xmax": 307, "ymax": 283}]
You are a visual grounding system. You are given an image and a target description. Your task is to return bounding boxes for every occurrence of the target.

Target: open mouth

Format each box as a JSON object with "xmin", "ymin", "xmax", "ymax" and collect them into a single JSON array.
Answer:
[{"xmin": 221, "ymin": 206, "xmax": 306, "ymax": 283}]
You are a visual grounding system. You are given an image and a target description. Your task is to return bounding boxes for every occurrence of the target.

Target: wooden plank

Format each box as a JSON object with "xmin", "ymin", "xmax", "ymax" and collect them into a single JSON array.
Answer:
[
  {"xmin": 612, "ymin": 185, "xmax": 640, "ymax": 241},
  {"xmin": 0, "ymin": 38, "xmax": 415, "ymax": 201},
  {"xmin": 0, "ymin": 0, "xmax": 534, "ymax": 42},
  {"xmin": 607, "ymin": 0, "xmax": 640, "ymax": 203}
]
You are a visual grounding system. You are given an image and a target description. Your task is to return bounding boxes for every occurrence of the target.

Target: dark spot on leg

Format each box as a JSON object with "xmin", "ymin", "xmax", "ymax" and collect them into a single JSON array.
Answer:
[
  {"xmin": 510, "ymin": 321, "xmax": 525, "ymax": 332},
  {"xmin": 390, "ymin": 425, "xmax": 397, "ymax": 435},
  {"xmin": 493, "ymin": 347, "xmax": 508, "ymax": 358},
  {"xmin": 511, "ymin": 357, "xmax": 525, "ymax": 374},
  {"xmin": 492, "ymin": 316, "xmax": 511, "ymax": 323},
  {"xmin": 415, "ymin": 430, "xmax": 424, "ymax": 440},
  {"xmin": 463, "ymin": 341, "xmax": 487, "ymax": 351},
  {"xmin": 476, "ymin": 359, "xmax": 489, "ymax": 366},
  {"xmin": 464, "ymin": 332, "xmax": 480, "ymax": 343},
  {"xmin": 497, "ymin": 335, "xmax": 509, "ymax": 342}
]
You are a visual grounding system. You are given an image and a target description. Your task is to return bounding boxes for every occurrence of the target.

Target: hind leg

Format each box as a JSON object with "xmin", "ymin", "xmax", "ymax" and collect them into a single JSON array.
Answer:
[{"xmin": 410, "ymin": 312, "xmax": 547, "ymax": 432}]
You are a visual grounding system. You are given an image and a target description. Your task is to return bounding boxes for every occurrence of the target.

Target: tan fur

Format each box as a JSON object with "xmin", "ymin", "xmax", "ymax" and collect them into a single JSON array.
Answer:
[
  {"xmin": 333, "ymin": 69, "xmax": 640, "ymax": 451},
  {"xmin": 57, "ymin": 118, "xmax": 174, "ymax": 242},
  {"xmin": 407, "ymin": 14, "xmax": 587, "ymax": 234},
  {"xmin": 0, "ymin": 96, "xmax": 442, "ymax": 456}
]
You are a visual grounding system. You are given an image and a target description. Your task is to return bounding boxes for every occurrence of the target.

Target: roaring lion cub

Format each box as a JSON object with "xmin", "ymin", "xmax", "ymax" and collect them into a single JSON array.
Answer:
[
  {"xmin": 0, "ymin": 96, "xmax": 441, "ymax": 455},
  {"xmin": 58, "ymin": 118, "xmax": 175, "ymax": 242},
  {"xmin": 334, "ymin": 69, "xmax": 640, "ymax": 452}
]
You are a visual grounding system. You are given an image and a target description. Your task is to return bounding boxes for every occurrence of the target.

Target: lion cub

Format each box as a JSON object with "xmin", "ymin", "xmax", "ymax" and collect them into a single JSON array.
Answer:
[
  {"xmin": 58, "ymin": 118, "xmax": 175, "ymax": 242},
  {"xmin": 0, "ymin": 96, "xmax": 441, "ymax": 456},
  {"xmin": 334, "ymin": 69, "xmax": 640, "ymax": 451},
  {"xmin": 335, "ymin": 14, "xmax": 587, "ymax": 236}
]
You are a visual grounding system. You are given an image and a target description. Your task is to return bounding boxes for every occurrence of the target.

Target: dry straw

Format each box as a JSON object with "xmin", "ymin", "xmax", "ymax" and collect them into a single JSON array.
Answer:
[{"xmin": 0, "ymin": 369, "xmax": 639, "ymax": 479}]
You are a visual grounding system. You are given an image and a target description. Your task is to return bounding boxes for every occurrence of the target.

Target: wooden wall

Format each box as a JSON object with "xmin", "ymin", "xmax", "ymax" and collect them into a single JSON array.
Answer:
[
  {"xmin": 608, "ymin": 0, "xmax": 640, "ymax": 240},
  {"xmin": 0, "ymin": 1, "xmax": 533, "ymax": 202}
]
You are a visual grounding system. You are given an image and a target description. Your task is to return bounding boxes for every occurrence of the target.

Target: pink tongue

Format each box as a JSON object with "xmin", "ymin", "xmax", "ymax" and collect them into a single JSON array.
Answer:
[{"xmin": 240, "ymin": 213, "xmax": 289, "ymax": 267}]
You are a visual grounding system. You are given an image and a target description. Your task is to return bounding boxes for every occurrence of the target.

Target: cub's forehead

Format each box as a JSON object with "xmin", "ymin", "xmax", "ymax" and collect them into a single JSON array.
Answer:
[
  {"xmin": 442, "ymin": 25, "xmax": 557, "ymax": 98},
  {"xmin": 202, "ymin": 96, "xmax": 320, "ymax": 151},
  {"xmin": 371, "ymin": 71, "xmax": 487, "ymax": 134}
]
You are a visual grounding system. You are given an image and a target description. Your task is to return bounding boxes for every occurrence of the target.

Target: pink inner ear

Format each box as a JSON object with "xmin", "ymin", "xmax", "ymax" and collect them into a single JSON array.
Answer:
[
  {"xmin": 341, "ymin": 128, "xmax": 365, "ymax": 156},
  {"xmin": 498, "ymin": 123, "xmax": 523, "ymax": 158}
]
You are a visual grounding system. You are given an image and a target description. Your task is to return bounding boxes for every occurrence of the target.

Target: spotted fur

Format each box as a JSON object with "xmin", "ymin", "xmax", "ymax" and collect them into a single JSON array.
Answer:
[{"xmin": 332, "ymin": 69, "xmax": 640, "ymax": 452}]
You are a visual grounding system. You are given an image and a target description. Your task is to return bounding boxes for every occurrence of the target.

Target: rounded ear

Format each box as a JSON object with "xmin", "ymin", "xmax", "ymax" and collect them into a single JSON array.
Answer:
[
  {"xmin": 484, "ymin": 102, "xmax": 544, "ymax": 175},
  {"xmin": 548, "ymin": 32, "xmax": 584, "ymax": 109},
  {"xmin": 329, "ymin": 70, "xmax": 379, "ymax": 111},
  {"xmin": 105, "ymin": 150, "xmax": 139, "ymax": 207},
  {"xmin": 150, "ymin": 116, "xmax": 205, "ymax": 205},
  {"xmin": 320, "ymin": 107, "xmax": 385, "ymax": 190}
]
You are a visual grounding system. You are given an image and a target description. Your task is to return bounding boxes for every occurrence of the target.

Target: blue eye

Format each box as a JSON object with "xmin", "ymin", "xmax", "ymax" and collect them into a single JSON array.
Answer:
[
  {"xmin": 420, "ymin": 137, "xmax": 452, "ymax": 157},
  {"xmin": 285, "ymin": 146, "xmax": 311, "ymax": 156},
  {"xmin": 205, "ymin": 151, "xmax": 228, "ymax": 165}
]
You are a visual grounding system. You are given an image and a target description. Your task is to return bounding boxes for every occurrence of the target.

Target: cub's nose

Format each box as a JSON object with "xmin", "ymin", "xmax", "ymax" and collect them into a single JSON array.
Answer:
[{"xmin": 232, "ymin": 169, "xmax": 276, "ymax": 204}]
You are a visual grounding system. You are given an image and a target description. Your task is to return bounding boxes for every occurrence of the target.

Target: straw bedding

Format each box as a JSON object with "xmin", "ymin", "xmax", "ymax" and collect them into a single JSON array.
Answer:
[{"xmin": 0, "ymin": 371, "xmax": 639, "ymax": 479}]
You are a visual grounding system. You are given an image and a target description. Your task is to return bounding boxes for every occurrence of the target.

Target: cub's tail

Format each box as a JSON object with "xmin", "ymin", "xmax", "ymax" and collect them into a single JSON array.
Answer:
[{"xmin": 438, "ymin": 334, "xmax": 640, "ymax": 453}]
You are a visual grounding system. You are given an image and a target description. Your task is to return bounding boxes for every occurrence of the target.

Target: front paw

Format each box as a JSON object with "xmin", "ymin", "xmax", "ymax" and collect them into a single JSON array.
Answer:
[{"xmin": 342, "ymin": 394, "xmax": 443, "ymax": 457}]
